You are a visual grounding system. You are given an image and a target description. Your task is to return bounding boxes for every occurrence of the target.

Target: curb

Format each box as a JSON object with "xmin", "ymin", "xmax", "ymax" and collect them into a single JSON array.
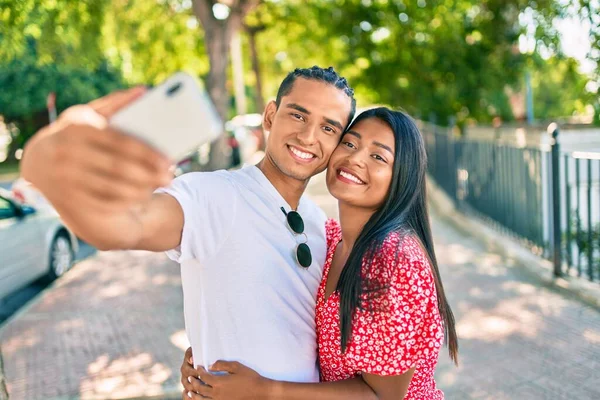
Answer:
[
  {"xmin": 427, "ymin": 176, "xmax": 600, "ymax": 311},
  {"xmin": 0, "ymin": 248, "xmax": 98, "ymax": 334},
  {"xmin": 31, "ymin": 387, "xmax": 182, "ymax": 400}
]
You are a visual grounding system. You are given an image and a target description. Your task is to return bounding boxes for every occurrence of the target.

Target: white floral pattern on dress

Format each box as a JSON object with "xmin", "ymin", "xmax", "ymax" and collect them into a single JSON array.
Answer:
[{"xmin": 316, "ymin": 219, "xmax": 445, "ymax": 400}]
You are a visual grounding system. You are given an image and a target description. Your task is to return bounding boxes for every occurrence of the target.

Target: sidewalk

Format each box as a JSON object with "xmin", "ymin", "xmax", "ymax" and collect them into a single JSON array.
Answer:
[{"xmin": 1, "ymin": 173, "xmax": 599, "ymax": 399}]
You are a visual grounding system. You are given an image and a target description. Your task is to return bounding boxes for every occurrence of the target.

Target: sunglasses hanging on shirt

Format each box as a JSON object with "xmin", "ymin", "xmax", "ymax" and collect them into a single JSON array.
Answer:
[{"xmin": 280, "ymin": 207, "xmax": 312, "ymax": 268}]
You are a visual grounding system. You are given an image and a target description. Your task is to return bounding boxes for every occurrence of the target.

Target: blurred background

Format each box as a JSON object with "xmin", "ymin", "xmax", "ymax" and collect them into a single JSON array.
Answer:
[{"xmin": 0, "ymin": 0, "xmax": 599, "ymax": 399}]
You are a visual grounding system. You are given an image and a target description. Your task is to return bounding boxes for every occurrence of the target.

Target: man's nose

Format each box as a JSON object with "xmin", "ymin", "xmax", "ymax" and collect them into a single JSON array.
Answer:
[{"xmin": 296, "ymin": 124, "xmax": 319, "ymax": 146}]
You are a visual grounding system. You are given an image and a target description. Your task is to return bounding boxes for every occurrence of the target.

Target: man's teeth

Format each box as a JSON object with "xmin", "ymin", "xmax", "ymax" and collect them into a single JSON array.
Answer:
[
  {"xmin": 339, "ymin": 170, "xmax": 364, "ymax": 184},
  {"xmin": 290, "ymin": 146, "xmax": 314, "ymax": 160}
]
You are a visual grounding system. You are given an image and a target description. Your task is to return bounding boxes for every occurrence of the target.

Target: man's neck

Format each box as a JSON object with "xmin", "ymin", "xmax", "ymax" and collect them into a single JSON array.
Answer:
[{"xmin": 256, "ymin": 156, "xmax": 308, "ymax": 210}]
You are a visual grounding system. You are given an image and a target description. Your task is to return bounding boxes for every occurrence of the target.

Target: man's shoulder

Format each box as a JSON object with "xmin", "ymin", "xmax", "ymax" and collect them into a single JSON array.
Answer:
[
  {"xmin": 170, "ymin": 169, "xmax": 238, "ymax": 196},
  {"xmin": 301, "ymin": 196, "xmax": 327, "ymax": 225}
]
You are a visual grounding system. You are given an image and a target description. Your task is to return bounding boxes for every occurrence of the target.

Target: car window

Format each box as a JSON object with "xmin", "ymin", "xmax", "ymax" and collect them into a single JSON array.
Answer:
[{"xmin": 0, "ymin": 197, "xmax": 16, "ymax": 220}]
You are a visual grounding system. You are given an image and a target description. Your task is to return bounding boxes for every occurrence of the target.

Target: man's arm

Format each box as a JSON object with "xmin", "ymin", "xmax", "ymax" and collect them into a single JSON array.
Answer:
[{"xmin": 21, "ymin": 88, "xmax": 183, "ymax": 252}]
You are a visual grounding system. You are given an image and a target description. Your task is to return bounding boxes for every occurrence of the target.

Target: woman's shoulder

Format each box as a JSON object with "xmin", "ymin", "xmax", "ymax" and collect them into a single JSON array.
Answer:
[
  {"xmin": 325, "ymin": 218, "xmax": 341, "ymax": 247},
  {"xmin": 372, "ymin": 231, "xmax": 434, "ymax": 286}
]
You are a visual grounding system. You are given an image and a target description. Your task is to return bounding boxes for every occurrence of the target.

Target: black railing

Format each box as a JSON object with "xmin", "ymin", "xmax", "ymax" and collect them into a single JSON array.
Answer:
[
  {"xmin": 562, "ymin": 152, "xmax": 600, "ymax": 281},
  {"xmin": 422, "ymin": 122, "xmax": 600, "ymax": 283}
]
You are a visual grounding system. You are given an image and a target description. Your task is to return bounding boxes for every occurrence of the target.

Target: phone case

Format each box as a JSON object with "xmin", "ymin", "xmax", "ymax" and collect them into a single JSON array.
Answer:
[{"xmin": 109, "ymin": 72, "xmax": 223, "ymax": 161}]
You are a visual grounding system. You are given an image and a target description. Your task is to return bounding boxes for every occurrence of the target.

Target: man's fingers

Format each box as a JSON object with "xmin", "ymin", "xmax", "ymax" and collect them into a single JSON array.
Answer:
[
  {"xmin": 90, "ymin": 87, "xmax": 147, "ymax": 118},
  {"xmin": 87, "ymin": 127, "xmax": 171, "ymax": 173},
  {"xmin": 70, "ymin": 147, "xmax": 171, "ymax": 190}
]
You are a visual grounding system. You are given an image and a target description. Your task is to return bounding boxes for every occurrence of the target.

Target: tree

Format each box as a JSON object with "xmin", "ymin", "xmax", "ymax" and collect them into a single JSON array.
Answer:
[
  {"xmin": 190, "ymin": 0, "xmax": 262, "ymax": 167},
  {"xmin": 576, "ymin": 0, "xmax": 600, "ymax": 124},
  {"xmin": 248, "ymin": 0, "xmax": 577, "ymax": 126},
  {"xmin": 0, "ymin": 39, "xmax": 124, "ymax": 161}
]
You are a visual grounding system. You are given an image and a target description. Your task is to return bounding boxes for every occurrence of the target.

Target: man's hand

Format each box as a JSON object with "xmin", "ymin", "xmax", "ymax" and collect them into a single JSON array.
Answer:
[{"xmin": 21, "ymin": 87, "xmax": 172, "ymax": 214}]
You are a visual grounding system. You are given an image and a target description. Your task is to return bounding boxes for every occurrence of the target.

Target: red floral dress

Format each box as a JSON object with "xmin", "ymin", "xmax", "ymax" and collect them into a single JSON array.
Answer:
[{"xmin": 316, "ymin": 219, "xmax": 445, "ymax": 399}]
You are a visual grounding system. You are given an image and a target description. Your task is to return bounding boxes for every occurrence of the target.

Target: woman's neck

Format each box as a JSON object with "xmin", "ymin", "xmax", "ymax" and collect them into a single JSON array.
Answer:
[
  {"xmin": 257, "ymin": 156, "xmax": 308, "ymax": 210},
  {"xmin": 338, "ymin": 202, "xmax": 376, "ymax": 251}
]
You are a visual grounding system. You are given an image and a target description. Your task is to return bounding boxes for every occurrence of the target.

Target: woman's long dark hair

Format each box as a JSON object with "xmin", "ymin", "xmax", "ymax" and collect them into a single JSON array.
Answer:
[{"xmin": 337, "ymin": 107, "xmax": 458, "ymax": 364}]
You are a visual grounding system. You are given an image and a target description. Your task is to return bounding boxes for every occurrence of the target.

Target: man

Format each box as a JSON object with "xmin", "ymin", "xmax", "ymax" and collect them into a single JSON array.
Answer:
[{"xmin": 22, "ymin": 67, "xmax": 374, "ymax": 396}]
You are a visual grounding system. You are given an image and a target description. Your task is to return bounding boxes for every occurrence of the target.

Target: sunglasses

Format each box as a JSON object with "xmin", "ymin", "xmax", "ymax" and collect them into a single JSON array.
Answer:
[{"xmin": 280, "ymin": 207, "xmax": 312, "ymax": 268}]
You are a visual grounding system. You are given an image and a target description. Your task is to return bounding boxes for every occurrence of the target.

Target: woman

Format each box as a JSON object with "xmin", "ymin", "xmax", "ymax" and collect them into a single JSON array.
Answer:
[{"xmin": 181, "ymin": 108, "xmax": 458, "ymax": 399}]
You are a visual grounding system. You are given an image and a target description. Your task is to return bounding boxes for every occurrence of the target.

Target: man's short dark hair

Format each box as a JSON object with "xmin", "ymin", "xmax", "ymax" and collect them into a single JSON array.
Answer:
[{"xmin": 275, "ymin": 66, "xmax": 356, "ymax": 127}]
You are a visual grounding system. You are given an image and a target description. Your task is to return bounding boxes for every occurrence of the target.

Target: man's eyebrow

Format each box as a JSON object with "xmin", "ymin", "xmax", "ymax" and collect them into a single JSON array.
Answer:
[
  {"xmin": 346, "ymin": 130, "xmax": 361, "ymax": 139},
  {"xmin": 325, "ymin": 118, "xmax": 343, "ymax": 131},
  {"xmin": 286, "ymin": 103, "xmax": 310, "ymax": 114},
  {"xmin": 287, "ymin": 103, "xmax": 343, "ymax": 131}
]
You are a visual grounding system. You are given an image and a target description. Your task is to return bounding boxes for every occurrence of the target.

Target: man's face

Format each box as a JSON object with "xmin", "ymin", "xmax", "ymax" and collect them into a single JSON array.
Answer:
[{"xmin": 263, "ymin": 78, "xmax": 353, "ymax": 181}]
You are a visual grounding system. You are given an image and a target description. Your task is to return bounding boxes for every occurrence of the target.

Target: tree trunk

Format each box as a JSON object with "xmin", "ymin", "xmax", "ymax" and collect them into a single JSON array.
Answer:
[
  {"xmin": 231, "ymin": 31, "xmax": 247, "ymax": 116},
  {"xmin": 246, "ymin": 26, "xmax": 265, "ymax": 113},
  {"xmin": 205, "ymin": 20, "xmax": 236, "ymax": 170},
  {"xmin": 192, "ymin": 0, "xmax": 261, "ymax": 170}
]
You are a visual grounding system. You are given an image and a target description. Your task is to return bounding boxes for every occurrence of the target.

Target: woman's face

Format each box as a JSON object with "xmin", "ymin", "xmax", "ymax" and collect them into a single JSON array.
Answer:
[{"xmin": 326, "ymin": 117, "xmax": 395, "ymax": 211}]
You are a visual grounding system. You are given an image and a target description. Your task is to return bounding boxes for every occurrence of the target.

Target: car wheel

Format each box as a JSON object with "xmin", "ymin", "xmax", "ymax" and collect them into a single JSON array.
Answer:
[{"xmin": 45, "ymin": 233, "xmax": 74, "ymax": 282}]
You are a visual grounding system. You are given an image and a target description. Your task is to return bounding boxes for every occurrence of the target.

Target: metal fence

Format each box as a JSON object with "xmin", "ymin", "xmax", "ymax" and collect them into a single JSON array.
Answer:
[
  {"xmin": 422, "ymin": 122, "xmax": 600, "ymax": 283},
  {"xmin": 561, "ymin": 152, "xmax": 600, "ymax": 281}
]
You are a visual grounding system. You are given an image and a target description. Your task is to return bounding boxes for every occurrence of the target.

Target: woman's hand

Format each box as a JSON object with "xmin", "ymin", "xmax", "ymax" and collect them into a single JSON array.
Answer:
[
  {"xmin": 186, "ymin": 360, "xmax": 272, "ymax": 400},
  {"xmin": 180, "ymin": 347, "xmax": 200, "ymax": 399}
]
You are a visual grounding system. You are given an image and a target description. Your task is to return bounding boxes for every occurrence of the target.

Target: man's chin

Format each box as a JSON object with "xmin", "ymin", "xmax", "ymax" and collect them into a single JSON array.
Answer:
[{"xmin": 281, "ymin": 164, "xmax": 324, "ymax": 182}]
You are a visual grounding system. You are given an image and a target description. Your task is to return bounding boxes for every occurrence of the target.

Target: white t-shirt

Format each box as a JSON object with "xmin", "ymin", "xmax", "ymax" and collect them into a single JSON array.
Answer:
[{"xmin": 156, "ymin": 166, "xmax": 327, "ymax": 382}]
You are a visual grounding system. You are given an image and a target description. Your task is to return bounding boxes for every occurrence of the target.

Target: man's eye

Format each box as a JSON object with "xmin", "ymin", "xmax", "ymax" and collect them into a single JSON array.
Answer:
[
  {"xmin": 323, "ymin": 126, "xmax": 335, "ymax": 133},
  {"xmin": 292, "ymin": 113, "xmax": 304, "ymax": 121},
  {"xmin": 343, "ymin": 142, "xmax": 356, "ymax": 149}
]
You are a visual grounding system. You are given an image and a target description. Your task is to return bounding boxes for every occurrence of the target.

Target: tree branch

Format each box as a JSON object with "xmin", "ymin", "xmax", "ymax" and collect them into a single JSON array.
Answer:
[
  {"xmin": 192, "ymin": 0, "xmax": 216, "ymax": 29},
  {"xmin": 239, "ymin": 0, "xmax": 262, "ymax": 16}
]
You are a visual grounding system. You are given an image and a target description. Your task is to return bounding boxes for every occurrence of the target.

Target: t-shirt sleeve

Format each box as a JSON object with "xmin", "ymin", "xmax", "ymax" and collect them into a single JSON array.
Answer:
[
  {"xmin": 350, "ymin": 236, "xmax": 440, "ymax": 376},
  {"xmin": 154, "ymin": 171, "xmax": 237, "ymax": 263}
]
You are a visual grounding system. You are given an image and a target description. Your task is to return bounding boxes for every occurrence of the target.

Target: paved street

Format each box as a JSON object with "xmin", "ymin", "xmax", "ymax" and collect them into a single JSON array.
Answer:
[
  {"xmin": 0, "ymin": 241, "xmax": 96, "ymax": 324},
  {"xmin": 1, "ymin": 174, "xmax": 599, "ymax": 399}
]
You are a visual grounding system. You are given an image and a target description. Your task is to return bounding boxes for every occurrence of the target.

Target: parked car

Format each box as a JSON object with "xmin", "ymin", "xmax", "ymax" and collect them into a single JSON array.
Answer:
[{"xmin": 0, "ymin": 187, "xmax": 78, "ymax": 300}]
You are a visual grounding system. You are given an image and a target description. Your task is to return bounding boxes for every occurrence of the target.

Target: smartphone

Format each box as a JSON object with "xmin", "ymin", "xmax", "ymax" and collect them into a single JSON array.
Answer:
[{"xmin": 109, "ymin": 72, "xmax": 223, "ymax": 161}]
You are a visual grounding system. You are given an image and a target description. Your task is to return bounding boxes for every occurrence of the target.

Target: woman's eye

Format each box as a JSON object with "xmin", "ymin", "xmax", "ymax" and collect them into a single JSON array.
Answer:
[
  {"xmin": 323, "ymin": 126, "xmax": 335, "ymax": 133},
  {"xmin": 372, "ymin": 154, "xmax": 387, "ymax": 162}
]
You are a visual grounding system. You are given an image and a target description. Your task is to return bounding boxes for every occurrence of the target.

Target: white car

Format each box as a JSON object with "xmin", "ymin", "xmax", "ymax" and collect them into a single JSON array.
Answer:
[{"xmin": 0, "ymin": 187, "xmax": 78, "ymax": 300}]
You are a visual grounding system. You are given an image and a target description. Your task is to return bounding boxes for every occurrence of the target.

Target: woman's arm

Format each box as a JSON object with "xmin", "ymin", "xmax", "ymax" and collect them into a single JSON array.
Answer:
[
  {"xmin": 182, "ymin": 357, "xmax": 413, "ymax": 400},
  {"xmin": 266, "ymin": 367, "xmax": 415, "ymax": 400},
  {"xmin": 361, "ymin": 368, "xmax": 415, "ymax": 400}
]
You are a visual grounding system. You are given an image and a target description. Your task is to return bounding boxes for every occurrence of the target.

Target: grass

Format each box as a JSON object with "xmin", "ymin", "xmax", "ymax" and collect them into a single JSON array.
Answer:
[{"xmin": 0, "ymin": 161, "xmax": 20, "ymax": 181}]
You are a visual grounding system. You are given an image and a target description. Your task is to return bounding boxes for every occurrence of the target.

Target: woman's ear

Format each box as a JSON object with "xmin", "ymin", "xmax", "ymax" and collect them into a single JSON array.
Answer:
[{"xmin": 263, "ymin": 101, "xmax": 277, "ymax": 132}]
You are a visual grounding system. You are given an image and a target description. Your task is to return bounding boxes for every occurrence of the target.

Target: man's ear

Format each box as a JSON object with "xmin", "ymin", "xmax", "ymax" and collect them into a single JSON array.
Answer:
[{"xmin": 263, "ymin": 100, "xmax": 277, "ymax": 132}]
